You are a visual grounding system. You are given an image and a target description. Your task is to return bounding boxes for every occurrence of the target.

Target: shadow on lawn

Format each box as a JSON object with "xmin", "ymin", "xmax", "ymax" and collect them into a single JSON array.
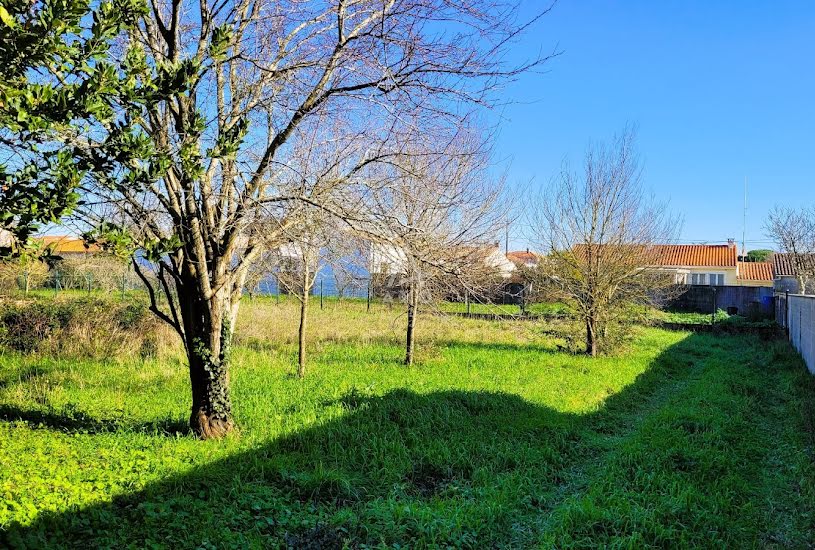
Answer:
[
  {"xmin": 0, "ymin": 332, "xmax": 792, "ymax": 548},
  {"xmin": 0, "ymin": 404, "xmax": 190, "ymax": 436}
]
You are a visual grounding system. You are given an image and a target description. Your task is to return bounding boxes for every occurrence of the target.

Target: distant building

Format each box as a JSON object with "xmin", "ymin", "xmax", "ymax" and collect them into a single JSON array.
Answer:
[
  {"xmin": 369, "ymin": 242, "xmax": 515, "ymax": 279},
  {"xmin": 736, "ymin": 261, "xmax": 773, "ymax": 288},
  {"xmin": 506, "ymin": 249, "xmax": 540, "ymax": 268},
  {"xmin": 652, "ymin": 241, "xmax": 739, "ymax": 285},
  {"xmin": 772, "ymin": 253, "xmax": 815, "ymax": 294},
  {"xmin": 369, "ymin": 243, "xmax": 408, "ymax": 275},
  {"xmin": 571, "ymin": 240, "xmax": 773, "ymax": 288},
  {"xmin": 36, "ymin": 236, "xmax": 101, "ymax": 258}
]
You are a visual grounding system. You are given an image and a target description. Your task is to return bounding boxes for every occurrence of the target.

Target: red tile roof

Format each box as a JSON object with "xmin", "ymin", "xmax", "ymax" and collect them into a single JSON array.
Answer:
[
  {"xmin": 773, "ymin": 253, "xmax": 815, "ymax": 277},
  {"xmin": 506, "ymin": 250, "xmax": 539, "ymax": 265},
  {"xmin": 737, "ymin": 261, "xmax": 773, "ymax": 281},
  {"xmin": 570, "ymin": 243, "xmax": 738, "ymax": 267},
  {"xmin": 653, "ymin": 244, "xmax": 737, "ymax": 267},
  {"xmin": 36, "ymin": 236, "xmax": 100, "ymax": 254}
]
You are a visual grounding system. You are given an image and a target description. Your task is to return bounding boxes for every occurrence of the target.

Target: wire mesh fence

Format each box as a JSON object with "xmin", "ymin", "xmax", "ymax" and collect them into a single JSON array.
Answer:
[{"xmin": 0, "ymin": 259, "xmax": 535, "ymax": 319}]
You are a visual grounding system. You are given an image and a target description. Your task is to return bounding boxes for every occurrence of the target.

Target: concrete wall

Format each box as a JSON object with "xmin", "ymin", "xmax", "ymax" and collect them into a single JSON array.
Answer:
[
  {"xmin": 669, "ymin": 285, "xmax": 774, "ymax": 316},
  {"xmin": 784, "ymin": 294, "xmax": 815, "ymax": 375},
  {"xmin": 775, "ymin": 276, "xmax": 800, "ymax": 294}
]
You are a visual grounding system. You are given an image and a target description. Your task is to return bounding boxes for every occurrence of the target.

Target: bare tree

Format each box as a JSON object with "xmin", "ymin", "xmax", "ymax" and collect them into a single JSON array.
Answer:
[
  {"xmin": 64, "ymin": 0, "xmax": 551, "ymax": 437},
  {"xmin": 324, "ymin": 238, "xmax": 368, "ymax": 300},
  {"xmin": 370, "ymin": 133, "xmax": 508, "ymax": 365},
  {"xmin": 534, "ymin": 129, "xmax": 679, "ymax": 356},
  {"xmin": 765, "ymin": 206, "xmax": 815, "ymax": 294},
  {"xmin": 273, "ymin": 223, "xmax": 324, "ymax": 379}
]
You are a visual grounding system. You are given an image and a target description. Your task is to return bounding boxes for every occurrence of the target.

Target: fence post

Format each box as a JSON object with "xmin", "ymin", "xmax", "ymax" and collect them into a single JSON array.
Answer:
[
  {"xmin": 367, "ymin": 279, "xmax": 372, "ymax": 312},
  {"xmin": 54, "ymin": 269, "xmax": 60, "ymax": 298},
  {"xmin": 711, "ymin": 287, "xmax": 717, "ymax": 326},
  {"xmin": 785, "ymin": 290, "xmax": 789, "ymax": 332},
  {"xmin": 465, "ymin": 290, "xmax": 470, "ymax": 317},
  {"xmin": 121, "ymin": 270, "xmax": 127, "ymax": 301},
  {"xmin": 23, "ymin": 270, "xmax": 29, "ymax": 297},
  {"xmin": 320, "ymin": 279, "xmax": 324, "ymax": 310},
  {"xmin": 275, "ymin": 275, "xmax": 280, "ymax": 304},
  {"xmin": 87, "ymin": 272, "xmax": 93, "ymax": 295}
]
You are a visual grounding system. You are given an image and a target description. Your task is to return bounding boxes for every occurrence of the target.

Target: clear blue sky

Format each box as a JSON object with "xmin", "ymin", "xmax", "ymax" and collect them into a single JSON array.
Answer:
[{"xmin": 497, "ymin": 0, "xmax": 814, "ymax": 252}]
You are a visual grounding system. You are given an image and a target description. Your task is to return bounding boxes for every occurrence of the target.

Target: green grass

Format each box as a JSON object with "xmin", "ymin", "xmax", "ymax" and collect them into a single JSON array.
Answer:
[
  {"xmin": 652, "ymin": 308, "xmax": 778, "ymax": 329},
  {"xmin": 1, "ymin": 298, "xmax": 814, "ymax": 548},
  {"xmin": 655, "ymin": 308, "xmax": 732, "ymax": 325},
  {"xmin": 437, "ymin": 301, "xmax": 572, "ymax": 316}
]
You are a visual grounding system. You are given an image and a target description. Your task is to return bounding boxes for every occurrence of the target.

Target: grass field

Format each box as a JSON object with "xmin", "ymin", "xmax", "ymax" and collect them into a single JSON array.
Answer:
[{"xmin": 1, "ymin": 297, "xmax": 814, "ymax": 548}]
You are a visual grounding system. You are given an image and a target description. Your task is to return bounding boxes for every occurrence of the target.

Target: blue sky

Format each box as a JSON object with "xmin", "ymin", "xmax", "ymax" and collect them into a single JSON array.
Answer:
[{"xmin": 496, "ymin": 1, "xmax": 815, "ymax": 252}]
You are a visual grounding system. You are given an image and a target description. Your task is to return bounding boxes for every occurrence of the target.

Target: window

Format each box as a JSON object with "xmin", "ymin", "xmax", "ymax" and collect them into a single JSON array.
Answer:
[{"xmin": 689, "ymin": 273, "xmax": 724, "ymax": 286}]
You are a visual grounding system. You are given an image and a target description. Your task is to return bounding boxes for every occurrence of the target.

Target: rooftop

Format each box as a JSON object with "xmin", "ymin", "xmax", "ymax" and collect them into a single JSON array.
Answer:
[
  {"xmin": 653, "ymin": 243, "xmax": 737, "ymax": 267},
  {"xmin": 506, "ymin": 250, "xmax": 539, "ymax": 266},
  {"xmin": 36, "ymin": 236, "xmax": 101, "ymax": 254},
  {"xmin": 772, "ymin": 253, "xmax": 815, "ymax": 277},
  {"xmin": 737, "ymin": 261, "xmax": 773, "ymax": 282}
]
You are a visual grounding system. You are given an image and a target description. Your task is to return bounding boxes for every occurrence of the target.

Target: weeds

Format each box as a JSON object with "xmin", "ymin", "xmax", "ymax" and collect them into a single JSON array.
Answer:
[{"xmin": 0, "ymin": 297, "xmax": 813, "ymax": 547}]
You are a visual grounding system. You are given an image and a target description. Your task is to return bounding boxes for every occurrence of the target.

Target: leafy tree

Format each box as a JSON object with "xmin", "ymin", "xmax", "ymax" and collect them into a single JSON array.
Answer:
[
  {"xmin": 745, "ymin": 249, "xmax": 773, "ymax": 262},
  {"xmin": 0, "ymin": 0, "xmax": 146, "ymax": 254},
  {"xmin": 54, "ymin": 0, "xmax": 548, "ymax": 439},
  {"xmin": 0, "ymin": 0, "xmax": 549, "ymax": 437}
]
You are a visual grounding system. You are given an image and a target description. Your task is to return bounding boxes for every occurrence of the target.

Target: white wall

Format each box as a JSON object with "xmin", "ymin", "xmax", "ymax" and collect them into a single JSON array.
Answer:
[{"xmin": 786, "ymin": 294, "xmax": 815, "ymax": 375}]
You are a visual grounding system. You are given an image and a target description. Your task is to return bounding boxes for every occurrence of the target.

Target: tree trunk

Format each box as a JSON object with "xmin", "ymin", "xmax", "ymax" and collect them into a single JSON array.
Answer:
[
  {"xmin": 186, "ymin": 317, "xmax": 235, "ymax": 439},
  {"xmin": 298, "ymin": 289, "xmax": 308, "ymax": 378},
  {"xmin": 178, "ymin": 281, "xmax": 236, "ymax": 440},
  {"xmin": 585, "ymin": 315, "xmax": 597, "ymax": 357},
  {"xmin": 405, "ymin": 281, "xmax": 418, "ymax": 366}
]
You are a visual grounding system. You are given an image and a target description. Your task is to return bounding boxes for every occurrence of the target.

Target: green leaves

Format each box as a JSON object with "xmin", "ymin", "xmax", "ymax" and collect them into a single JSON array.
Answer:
[
  {"xmin": 0, "ymin": 5, "xmax": 15, "ymax": 27},
  {"xmin": 142, "ymin": 235, "xmax": 183, "ymax": 263},
  {"xmin": 0, "ymin": 0, "xmax": 148, "ymax": 255},
  {"xmin": 82, "ymin": 221, "xmax": 137, "ymax": 259},
  {"xmin": 209, "ymin": 24, "xmax": 233, "ymax": 62},
  {"xmin": 208, "ymin": 118, "xmax": 249, "ymax": 160}
]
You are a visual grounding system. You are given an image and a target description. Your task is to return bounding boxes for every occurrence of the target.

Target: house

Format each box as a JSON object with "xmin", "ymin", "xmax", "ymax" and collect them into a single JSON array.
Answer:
[
  {"xmin": 479, "ymin": 245, "xmax": 517, "ymax": 278},
  {"xmin": 369, "ymin": 242, "xmax": 515, "ymax": 279},
  {"xmin": 772, "ymin": 253, "xmax": 815, "ymax": 294},
  {"xmin": 36, "ymin": 236, "xmax": 101, "ymax": 258},
  {"xmin": 506, "ymin": 249, "xmax": 540, "ymax": 268},
  {"xmin": 736, "ymin": 261, "xmax": 773, "ymax": 288},
  {"xmin": 652, "ymin": 241, "xmax": 739, "ymax": 285},
  {"xmin": 369, "ymin": 243, "xmax": 408, "ymax": 275}
]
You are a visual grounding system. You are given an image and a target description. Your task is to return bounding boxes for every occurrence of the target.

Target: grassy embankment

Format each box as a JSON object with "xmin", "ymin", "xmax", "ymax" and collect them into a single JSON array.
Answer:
[{"xmin": 1, "ymin": 295, "xmax": 813, "ymax": 548}]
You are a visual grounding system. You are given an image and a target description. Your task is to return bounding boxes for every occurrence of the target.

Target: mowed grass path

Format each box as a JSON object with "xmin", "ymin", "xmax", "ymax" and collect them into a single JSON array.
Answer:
[{"xmin": 1, "ymin": 298, "xmax": 814, "ymax": 548}]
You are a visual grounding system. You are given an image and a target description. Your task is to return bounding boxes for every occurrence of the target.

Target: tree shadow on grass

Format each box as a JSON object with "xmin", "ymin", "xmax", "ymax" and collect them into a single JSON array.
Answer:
[
  {"xmin": 1, "ymin": 332, "xmax": 805, "ymax": 548},
  {"xmin": 0, "ymin": 404, "xmax": 190, "ymax": 436}
]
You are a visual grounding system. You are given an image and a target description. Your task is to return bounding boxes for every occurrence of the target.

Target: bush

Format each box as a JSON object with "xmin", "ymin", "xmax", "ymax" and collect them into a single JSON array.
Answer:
[
  {"xmin": 45, "ymin": 255, "xmax": 130, "ymax": 292},
  {"xmin": 0, "ymin": 298, "xmax": 174, "ymax": 358},
  {"xmin": 0, "ymin": 258, "xmax": 49, "ymax": 294}
]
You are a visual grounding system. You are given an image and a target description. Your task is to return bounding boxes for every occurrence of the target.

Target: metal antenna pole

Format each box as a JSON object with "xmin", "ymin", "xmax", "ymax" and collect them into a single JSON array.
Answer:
[{"xmin": 742, "ymin": 176, "xmax": 748, "ymax": 259}]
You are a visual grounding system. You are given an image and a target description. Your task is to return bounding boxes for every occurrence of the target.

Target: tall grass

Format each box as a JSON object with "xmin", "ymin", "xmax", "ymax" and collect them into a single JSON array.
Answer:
[{"xmin": 0, "ymin": 296, "xmax": 813, "ymax": 548}]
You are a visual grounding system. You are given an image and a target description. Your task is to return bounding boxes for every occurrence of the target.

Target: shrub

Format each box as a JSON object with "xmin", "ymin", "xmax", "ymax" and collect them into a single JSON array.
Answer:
[
  {"xmin": 0, "ymin": 258, "xmax": 49, "ymax": 294},
  {"xmin": 0, "ymin": 298, "xmax": 175, "ymax": 358},
  {"xmin": 45, "ymin": 255, "xmax": 131, "ymax": 292}
]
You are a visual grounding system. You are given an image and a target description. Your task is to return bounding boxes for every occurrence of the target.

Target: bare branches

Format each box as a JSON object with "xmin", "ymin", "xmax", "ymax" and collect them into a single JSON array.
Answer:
[
  {"xmin": 766, "ymin": 205, "xmax": 815, "ymax": 294},
  {"xmin": 366, "ymin": 128, "xmax": 509, "ymax": 364},
  {"xmin": 534, "ymin": 128, "xmax": 679, "ymax": 355},
  {"xmin": 61, "ymin": 0, "xmax": 547, "ymax": 432}
]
